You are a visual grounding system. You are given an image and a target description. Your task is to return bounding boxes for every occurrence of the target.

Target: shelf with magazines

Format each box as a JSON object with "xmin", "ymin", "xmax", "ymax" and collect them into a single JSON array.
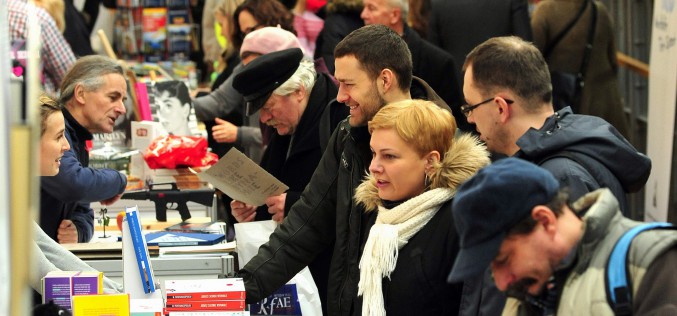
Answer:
[{"xmin": 114, "ymin": 0, "xmax": 197, "ymax": 63}]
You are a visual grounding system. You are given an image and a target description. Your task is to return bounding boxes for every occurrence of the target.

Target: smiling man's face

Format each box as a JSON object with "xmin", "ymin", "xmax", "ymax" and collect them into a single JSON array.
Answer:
[{"xmin": 334, "ymin": 55, "xmax": 386, "ymax": 127}]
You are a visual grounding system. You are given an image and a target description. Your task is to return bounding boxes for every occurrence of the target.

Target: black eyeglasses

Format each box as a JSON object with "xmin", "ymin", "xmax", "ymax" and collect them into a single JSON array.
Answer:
[{"xmin": 461, "ymin": 97, "xmax": 514, "ymax": 117}]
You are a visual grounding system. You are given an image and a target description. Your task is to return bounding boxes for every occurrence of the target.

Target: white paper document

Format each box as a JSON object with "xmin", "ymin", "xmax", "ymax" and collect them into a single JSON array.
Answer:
[{"xmin": 194, "ymin": 148, "xmax": 288, "ymax": 206}]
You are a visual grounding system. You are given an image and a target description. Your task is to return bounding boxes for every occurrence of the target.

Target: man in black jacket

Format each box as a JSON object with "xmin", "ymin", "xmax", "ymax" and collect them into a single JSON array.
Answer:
[
  {"xmin": 237, "ymin": 25, "xmax": 479, "ymax": 315},
  {"xmin": 359, "ymin": 0, "xmax": 467, "ymax": 131},
  {"xmin": 231, "ymin": 48, "xmax": 348, "ymax": 314}
]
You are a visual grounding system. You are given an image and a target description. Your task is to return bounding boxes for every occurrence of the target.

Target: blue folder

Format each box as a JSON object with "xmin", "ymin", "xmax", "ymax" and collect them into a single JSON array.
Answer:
[{"xmin": 144, "ymin": 232, "xmax": 225, "ymax": 247}]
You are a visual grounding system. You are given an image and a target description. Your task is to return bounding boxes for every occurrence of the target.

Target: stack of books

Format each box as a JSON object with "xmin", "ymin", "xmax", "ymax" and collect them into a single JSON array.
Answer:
[
  {"xmin": 42, "ymin": 271, "xmax": 103, "ymax": 311},
  {"xmin": 164, "ymin": 278, "xmax": 246, "ymax": 314}
]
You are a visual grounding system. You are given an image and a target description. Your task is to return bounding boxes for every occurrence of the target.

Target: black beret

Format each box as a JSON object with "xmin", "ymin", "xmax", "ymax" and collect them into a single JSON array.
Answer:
[{"xmin": 233, "ymin": 48, "xmax": 304, "ymax": 116}]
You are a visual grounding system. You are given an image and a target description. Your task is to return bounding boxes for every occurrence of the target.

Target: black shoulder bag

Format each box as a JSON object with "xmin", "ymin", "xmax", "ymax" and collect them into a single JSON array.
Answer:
[{"xmin": 545, "ymin": 0, "xmax": 597, "ymax": 112}]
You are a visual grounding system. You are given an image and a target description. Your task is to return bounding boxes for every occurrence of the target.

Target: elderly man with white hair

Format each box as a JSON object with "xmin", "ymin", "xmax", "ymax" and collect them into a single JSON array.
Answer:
[
  {"xmin": 231, "ymin": 47, "xmax": 348, "ymax": 314},
  {"xmin": 192, "ymin": 26, "xmax": 307, "ymax": 163}
]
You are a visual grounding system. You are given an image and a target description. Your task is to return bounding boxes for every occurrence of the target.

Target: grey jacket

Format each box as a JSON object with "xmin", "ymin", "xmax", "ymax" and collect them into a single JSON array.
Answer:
[
  {"xmin": 192, "ymin": 62, "xmax": 264, "ymax": 163},
  {"xmin": 32, "ymin": 222, "xmax": 122, "ymax": 294},
  {"xmin": 505, "ymin": 189, "xmax": 677, "ymax": 315}
]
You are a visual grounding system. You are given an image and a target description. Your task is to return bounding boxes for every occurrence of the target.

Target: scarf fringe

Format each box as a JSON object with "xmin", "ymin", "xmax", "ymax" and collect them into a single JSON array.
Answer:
[
  {"xmin": 357, "ymin": 188, "xmax": 455, "ymax": 316},
  {"xmin": 358, "ymin": 224, "xmax": 398, "ymax": 316}
]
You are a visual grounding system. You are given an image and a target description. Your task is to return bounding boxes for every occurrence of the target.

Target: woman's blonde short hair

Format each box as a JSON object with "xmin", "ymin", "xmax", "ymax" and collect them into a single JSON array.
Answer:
[
  {"xmin": 368, "ymin": 99, "xmax": 456, "ymax": 156},
  {"xmin": 40, "ymin": 94, "xmax": 62, "ymax": 136}
]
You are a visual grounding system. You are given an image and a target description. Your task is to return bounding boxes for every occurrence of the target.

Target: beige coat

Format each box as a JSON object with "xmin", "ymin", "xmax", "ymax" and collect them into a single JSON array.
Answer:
[{"xmin": 531, "ymin": 0, "xmax": 629, "ymax": 137}]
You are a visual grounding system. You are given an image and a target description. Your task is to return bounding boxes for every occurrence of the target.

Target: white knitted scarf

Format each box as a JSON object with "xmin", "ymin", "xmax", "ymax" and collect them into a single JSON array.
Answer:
[{"xmin": 357, "ymin": 187, "xmax": 456, "ymax": 316}]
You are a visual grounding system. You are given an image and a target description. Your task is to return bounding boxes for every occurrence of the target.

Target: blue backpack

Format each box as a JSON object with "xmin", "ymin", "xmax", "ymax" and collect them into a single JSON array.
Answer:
[{"xmin": 606, "ymin": 222, "xmax": 675, "ymax": 315}]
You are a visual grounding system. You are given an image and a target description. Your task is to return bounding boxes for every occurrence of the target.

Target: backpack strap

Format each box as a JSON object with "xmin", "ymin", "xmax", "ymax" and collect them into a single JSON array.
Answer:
[
  {"xmin": 543, "ymin": 0, "xmax": 591, "ymax": 58},
  {"xmin": 605, "ymin": 222, "xmax": 675, "ymax": 315}
]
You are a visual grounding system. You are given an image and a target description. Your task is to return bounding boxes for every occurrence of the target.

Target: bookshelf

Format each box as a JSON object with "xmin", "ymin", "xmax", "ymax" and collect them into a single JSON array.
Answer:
[{"xmin": 114, "ymin": 0, "xmax": 197, "ymax": 63}]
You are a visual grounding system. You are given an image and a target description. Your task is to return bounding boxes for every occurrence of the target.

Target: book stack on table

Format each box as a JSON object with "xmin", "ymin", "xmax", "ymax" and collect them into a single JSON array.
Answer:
[
  {"xmin": 164, "ymin": 278, "xmax": 246, "ymax": 315},
  {"xmin": 42, "ymin": 271, "xmax": 103, "ymax": 311}
]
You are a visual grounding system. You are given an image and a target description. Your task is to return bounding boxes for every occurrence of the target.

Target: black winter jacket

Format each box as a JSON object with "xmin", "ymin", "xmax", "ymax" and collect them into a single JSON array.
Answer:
[
  {"xmin": 238, "ymin": 78, "xmax": 454, "ymax": 315},
  {"xmin": 514, "ymin": 106, "xmax": 651, "ymax": 215}
]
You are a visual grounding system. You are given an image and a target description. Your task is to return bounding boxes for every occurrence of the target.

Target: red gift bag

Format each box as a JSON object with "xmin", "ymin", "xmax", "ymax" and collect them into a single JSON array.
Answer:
[{"xmin": 144, "ymin": 135, "xmax": 218, "ymax": 169}]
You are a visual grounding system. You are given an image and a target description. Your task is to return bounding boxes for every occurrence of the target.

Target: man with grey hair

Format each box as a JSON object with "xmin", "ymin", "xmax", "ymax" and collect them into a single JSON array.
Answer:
[
  {"xmin": 360, "ymin": 0, "xmax": 468, "ymax": 131},
  {"xmin": 40, "ymin": 55, "xmax": 128, "ymax": 244},
  {"xmin": 231, "ymin": 48, "xmax": 346, "ymax": 224},
  {"xmin": 232, "ymin": 47, "xmax": 348, "ymax": 313}
]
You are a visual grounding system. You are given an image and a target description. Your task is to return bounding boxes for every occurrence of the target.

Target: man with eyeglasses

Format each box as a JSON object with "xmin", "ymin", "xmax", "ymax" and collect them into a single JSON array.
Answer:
[
  {"xmin": 462, "ymin": 35, "xmax": 650, "ymax": 218},
  {"xmin": 460, "ymin": 36, "xmax": 652, "ymax": 315}
]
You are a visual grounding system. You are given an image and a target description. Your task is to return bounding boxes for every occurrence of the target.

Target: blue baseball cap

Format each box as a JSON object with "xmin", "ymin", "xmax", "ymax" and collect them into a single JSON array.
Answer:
[{"xmin": 447, "ymin": 158, "xmax": 560, "ymax": 283}]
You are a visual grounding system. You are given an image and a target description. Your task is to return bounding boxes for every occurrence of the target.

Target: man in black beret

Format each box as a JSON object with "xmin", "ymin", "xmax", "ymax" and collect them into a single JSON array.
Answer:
[{"xmin": 231, "ymin": 47, "xmax": 348, "ymax": 313}]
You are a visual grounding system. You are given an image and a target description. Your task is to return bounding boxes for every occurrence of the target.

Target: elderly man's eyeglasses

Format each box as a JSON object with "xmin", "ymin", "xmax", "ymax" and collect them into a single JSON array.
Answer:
[{"xmin": 461, "ymin": 97, "xmax": 514, "ymax": 117}]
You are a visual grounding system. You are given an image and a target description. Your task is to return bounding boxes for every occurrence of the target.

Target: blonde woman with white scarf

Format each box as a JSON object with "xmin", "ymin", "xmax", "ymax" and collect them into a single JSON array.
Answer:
[{"xmin": 353, "ymin": 99, "xmax": 490, "ymax": 316}]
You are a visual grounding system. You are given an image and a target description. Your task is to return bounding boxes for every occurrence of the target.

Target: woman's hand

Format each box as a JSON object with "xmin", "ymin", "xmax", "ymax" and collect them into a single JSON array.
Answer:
[{"xmin": 212, "ymin": 118, "xmax": 238, "ymax": 143}]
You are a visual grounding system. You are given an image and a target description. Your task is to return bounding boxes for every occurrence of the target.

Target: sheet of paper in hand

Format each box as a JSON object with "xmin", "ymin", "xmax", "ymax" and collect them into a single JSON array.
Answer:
[{"xmin": 193, "ymin": 148, "xmax": 289, "ymax": 206}]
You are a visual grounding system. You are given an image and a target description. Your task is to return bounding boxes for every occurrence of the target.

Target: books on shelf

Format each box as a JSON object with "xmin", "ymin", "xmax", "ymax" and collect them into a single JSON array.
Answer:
[
  {"xmin": 165, "ymin": 279, "xmax": 245, "ymax": 301},
  {"xmin": 141, "ymin": 7, "xmax": 167, "ymax": 63},
  {"xmin": 168, "ymin": 312, "xmax": 246, "ymax": 316},
  {"xmin": 165, "ymin": 300, "xmax": 246, "ymax": 312},
  {"xmin": 165, "ymin": 278, "xmax": 246, "ymax": 312},
  {"xmin": 42, "ymin": 271, "xmax": 103, "ymax": 311}
]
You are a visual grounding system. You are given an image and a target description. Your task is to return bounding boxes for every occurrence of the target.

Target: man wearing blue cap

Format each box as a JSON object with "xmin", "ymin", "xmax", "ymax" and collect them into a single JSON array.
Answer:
[{"xmin": 448, "ymin": 158, "xmax": 677, "ymax": 315}]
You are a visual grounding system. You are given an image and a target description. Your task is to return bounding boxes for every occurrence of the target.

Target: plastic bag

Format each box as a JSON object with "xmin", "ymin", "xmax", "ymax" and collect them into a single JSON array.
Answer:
[
  {"xmin": 143, "ymin": 135, "xmax": 218, "ymax": 169},
  {"xmin": 235, "ymin": 220, "xmax": 322, "ymax": 315}
]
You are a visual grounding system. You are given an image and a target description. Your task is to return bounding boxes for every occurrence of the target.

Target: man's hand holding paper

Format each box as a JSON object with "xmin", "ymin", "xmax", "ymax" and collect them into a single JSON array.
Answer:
[
  {"xmin": 194, "ymin": 147, "xmax": 289, "ymax": 213},
  {"xmin": 231, "ymin": 200, "xmax": 257, "ymax": 223},
  {"xmin": 265, "ymin": 193, "xmax": 286, "ymax": 223}
]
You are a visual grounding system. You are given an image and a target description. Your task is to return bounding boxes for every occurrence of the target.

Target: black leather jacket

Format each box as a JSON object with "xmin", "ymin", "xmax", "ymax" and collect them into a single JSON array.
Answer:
[{"xmin": 237, "ymin": 78, "xmax": 502, "ymax": 316}]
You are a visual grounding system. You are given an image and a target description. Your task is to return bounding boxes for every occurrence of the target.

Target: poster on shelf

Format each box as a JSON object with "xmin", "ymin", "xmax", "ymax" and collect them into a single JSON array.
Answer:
[{"xmin": 150, "ymin": 80, "xmax": 200, "ymax": 136}]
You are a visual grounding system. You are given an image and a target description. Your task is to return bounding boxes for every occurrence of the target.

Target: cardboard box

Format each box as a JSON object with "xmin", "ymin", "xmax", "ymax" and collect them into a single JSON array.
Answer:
[{"xmin": 131, "ymin": 121, "xmax": 167, "ymax": 151}]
